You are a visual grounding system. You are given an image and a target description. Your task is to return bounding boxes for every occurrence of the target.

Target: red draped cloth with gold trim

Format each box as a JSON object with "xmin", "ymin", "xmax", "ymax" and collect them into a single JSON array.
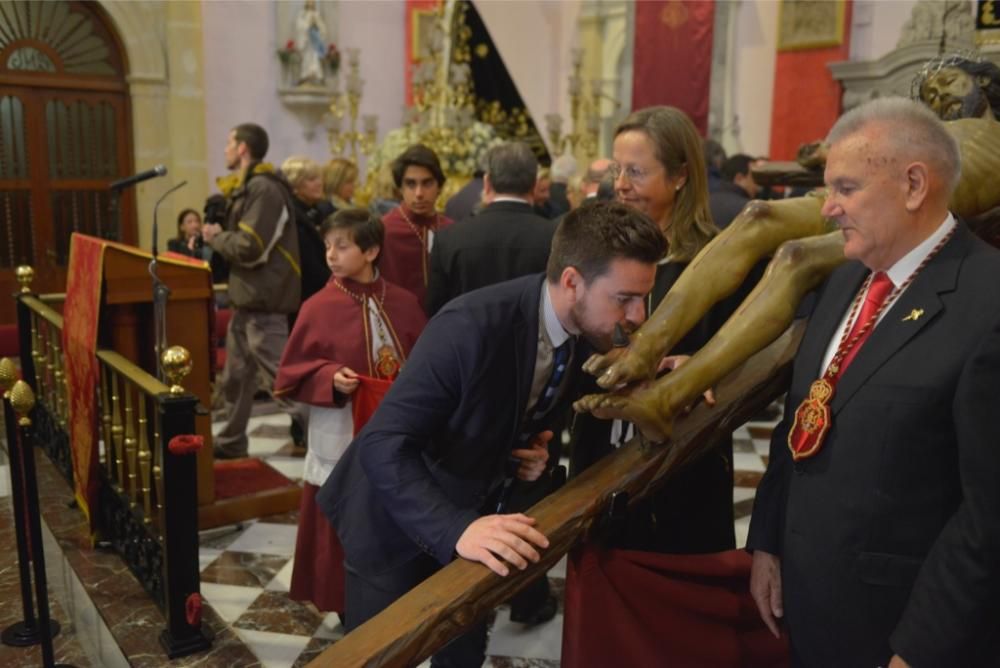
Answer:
[
  {"xmin": 63, "ymin": 234, "xmax": 106, "ymax": 530},
  {"xmin": 563, "ymin": 546, "xmax": 789, "ymax": 667},
  {"xmin": 632, "ymin": 1, "xmax": 715, "ymax": 134},
  {"xmin": 63, "ymin": 234, "xmax": 211, "ymax": 532}
]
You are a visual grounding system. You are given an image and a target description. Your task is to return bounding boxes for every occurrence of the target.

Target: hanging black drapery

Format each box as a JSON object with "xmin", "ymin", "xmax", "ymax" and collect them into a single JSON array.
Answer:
[{"xmin": 465, "ymin": 1, "xmax": 551, "ymax": 166}]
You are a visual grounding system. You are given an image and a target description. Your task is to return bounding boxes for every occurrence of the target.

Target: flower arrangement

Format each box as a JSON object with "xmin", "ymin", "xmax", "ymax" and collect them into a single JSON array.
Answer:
[
  {"xmin": 444, "ymin": 121, "xmax": 503, "ymax": 176},
  {"xmin": 367, "ymin": 121, "xmax": 501, "ymax": 182},
  {"xmin": 276, "ymin": 39, "xmax": 300, "ymax": 65}
]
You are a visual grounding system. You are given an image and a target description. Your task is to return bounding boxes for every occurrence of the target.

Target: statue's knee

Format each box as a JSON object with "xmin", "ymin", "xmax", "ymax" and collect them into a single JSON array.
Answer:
[
  {"xmin": 772, "ymin": 240, "xmax": 809, "ymax": 274},
  {"xmin": 731, "ymin": 200, "xmax": 771, "ymax": 230}
]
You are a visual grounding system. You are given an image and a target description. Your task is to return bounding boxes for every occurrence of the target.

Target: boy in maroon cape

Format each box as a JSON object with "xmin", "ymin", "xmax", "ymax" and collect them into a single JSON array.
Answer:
[
  {"xmin": 378, "ymin": 144, "xmax": 454, "ymax": 309},
  {"xmin": 275, "ymin": 208, "xmax": 426, "ymax": 615}
]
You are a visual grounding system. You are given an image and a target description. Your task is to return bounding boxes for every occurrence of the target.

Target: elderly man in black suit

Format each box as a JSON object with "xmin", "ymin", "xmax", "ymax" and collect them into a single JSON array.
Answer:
[
  {"xmin": 426, "ymin": 141, "xmax": 557, "ymax": 316},
  {"xmin": 748, "ymin": 97, "xmax": 1000, "ymax": 667}
]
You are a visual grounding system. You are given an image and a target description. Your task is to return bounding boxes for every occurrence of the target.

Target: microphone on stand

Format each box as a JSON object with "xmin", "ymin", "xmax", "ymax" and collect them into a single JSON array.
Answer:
[
  {"xmin": 151, "ymin": 181, "xmax": 188, "ymax": 258},
  {"xmin": 149, "ymin": 180, "xmax": 187, "ymax": 383},
  {"xmin": 110, "ymin": 164, "xmax": 168, "ymax": 191}
]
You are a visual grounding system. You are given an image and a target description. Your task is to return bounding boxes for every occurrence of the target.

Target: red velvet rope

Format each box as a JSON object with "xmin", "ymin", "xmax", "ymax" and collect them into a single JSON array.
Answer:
[
  {"xmin": 185, "ymin": 592, "xmax": 203, "ymax": 627},
  {"xmin": 168, "ymin": 434, "xmax": 204, "ymax": 456}
]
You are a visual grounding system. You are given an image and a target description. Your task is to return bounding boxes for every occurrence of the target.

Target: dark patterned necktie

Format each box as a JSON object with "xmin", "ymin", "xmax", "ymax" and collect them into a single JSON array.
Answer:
[{"xmin": 495, "ymin": 338, "xmax": 574, "ymax": 513}]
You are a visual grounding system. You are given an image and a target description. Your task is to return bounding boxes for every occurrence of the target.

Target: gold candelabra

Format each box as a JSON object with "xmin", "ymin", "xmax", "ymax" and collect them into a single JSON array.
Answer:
[
  {"xmin": 546, "ymin": 48, "xmax": 603, "ymax": 159},
  {"xmin": 327, "ymin": 48, "xmax": 378, "ymax": 163}
]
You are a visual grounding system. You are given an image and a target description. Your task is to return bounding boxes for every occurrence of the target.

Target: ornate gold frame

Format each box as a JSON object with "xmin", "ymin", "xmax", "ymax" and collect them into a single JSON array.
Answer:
[
  {"xmin": 777, "ymin": 0, "xmax": 846, "ymax": 52},
  {"xmin": 411, "ymin": 8, "xmax": 439, "ymax": 60}
]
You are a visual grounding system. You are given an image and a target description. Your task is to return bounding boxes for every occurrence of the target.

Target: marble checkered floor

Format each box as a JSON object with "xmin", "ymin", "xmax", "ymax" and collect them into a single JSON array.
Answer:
[{"xmin": 199, "ymin": 402, "xmax": 780, "ymax": 667}]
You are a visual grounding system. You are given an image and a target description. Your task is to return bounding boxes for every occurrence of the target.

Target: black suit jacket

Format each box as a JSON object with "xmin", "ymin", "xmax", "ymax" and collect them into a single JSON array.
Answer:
[
  {"xmin": 708, "ymin": 179, "xmax": 750, "ymax": 230},
  {"xmin": 425, "ymin": 200, "xmax": 556, "ymax": 315},
  {"xmin": 318, "ymin": 274, "xmax": 587, "ymax": 576},
  {"xmin": 443, "ymin": 176, "xmax": 484, "ymax": 222},
  {"xmin": 747, "ymin": 222, "xmax": 1000, "ymax": 666}
]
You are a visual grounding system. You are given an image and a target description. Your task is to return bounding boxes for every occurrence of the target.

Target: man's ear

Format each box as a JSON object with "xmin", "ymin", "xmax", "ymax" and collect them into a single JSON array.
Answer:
[
  {"xmin": 559, "ymin": 266, "xmax": 584, "ymax": 301},
  {"xmin": 903, "ymin": 162, "xmax": 930, "ymax": 212},
  {"xmin": 365, "ymin": 244, "xmax": 381, "ymax": 264}
]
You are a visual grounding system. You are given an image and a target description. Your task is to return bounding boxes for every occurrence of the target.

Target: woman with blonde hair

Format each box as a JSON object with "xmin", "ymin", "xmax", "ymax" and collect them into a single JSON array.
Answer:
[
  {"xmin": 572, "ymin": 106, "xmax": 763, "ymax": 555},
  {"xmin": 368, "ymin": 162, "xmax": 400, "ymax": 217},
  {"xmin": 324, "ymin": 157, "xmax": 359, "ymax": 211},
  {"xmin": 281, "ymin": 155, "xmax": 332, "ymax": 309}
]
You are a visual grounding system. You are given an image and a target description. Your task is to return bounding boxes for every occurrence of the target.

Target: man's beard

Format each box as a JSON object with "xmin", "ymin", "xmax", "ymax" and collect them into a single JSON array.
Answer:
[
  {"xmin": 940, "ymin": 90, "xmax": 989, "ymax": 120},
  {"xmin": 961, "ymin": 89, "xmax": 990, "ymax": 119},
  {"xmin": 569, "ymin": 299, "xmax": 614, "ymax": 353}
]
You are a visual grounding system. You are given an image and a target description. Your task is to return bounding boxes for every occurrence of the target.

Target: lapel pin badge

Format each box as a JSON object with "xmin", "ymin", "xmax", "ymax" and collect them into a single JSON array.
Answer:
[{"xmin": 902, "ymin": 308, "xmax": 924, "ymax": 322}]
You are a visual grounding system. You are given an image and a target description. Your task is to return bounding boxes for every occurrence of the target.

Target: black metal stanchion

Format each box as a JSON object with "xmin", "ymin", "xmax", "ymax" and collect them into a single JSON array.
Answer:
[
  {"xmin": 9, "ymin": 379, "xmax": 72, "ymax": 667},
  {"xmin": 0, "ymin": 357, "xmax": 54, "ymax": 646}
]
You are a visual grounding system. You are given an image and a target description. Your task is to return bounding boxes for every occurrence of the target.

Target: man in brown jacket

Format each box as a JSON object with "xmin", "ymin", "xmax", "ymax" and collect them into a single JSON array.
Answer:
[{"xmin": 202, "ymin": 123, "xmax": 306, "ymax": 458}]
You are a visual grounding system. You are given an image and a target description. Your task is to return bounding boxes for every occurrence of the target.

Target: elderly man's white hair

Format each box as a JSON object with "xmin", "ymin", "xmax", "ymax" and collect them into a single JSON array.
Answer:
[
  {"xmin": 826, "ymin": 96, "xmax": 962, "ymax": 194},
  {"xmin": 551, "ymin": 154, "xmax": 578, "ymax": 183}
]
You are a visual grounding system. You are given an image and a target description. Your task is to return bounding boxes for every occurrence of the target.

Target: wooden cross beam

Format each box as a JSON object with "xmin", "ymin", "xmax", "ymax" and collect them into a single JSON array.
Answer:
[{"xmin": 308, "ymin": 321, "xmax": 806, "ymax": 667}]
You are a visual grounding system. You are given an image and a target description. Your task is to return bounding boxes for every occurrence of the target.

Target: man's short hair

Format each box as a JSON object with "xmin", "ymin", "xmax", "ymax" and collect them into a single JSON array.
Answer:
[
  {"xmin": 281, "ymin": 155, "xmax": 321, "ymax": 190},
  {"xmin": 551, "ymin": 154, "xmax": 578, "ymax": 183},
  {"xmin": 232, "ymin": 123, "xmax": 269, "ymax": 161},
  {"xmin": 595, "ymin": 173, "xmax": 616, "ymax": 201},
  {"xmin": 485, "ymin": 142, "xmax": 538, "ymax": 195},
  {"xmin": 320, "ymin": 208, "xmax": 385, "ymax": 265},
  {"xmin": 546, "ymin": 200, "xmax": 666, "ymax": 283},
  {"xmin": 704, "ymin": 138, "xmax": 727, "ymax": 172},
  {"xmin": 721, "ymin": 154, "xmax": 755, "ymax": 182},
  {"xmin": 392, "ymin": 144, "xmax": 446, "ymax": 189},
  {"xmin": 827, "ymin": 96, "xmax": 961, "ymax": 194},
  {"xmin": 583, "ymin": 159, "xmax": 611, "ymax": 185}
]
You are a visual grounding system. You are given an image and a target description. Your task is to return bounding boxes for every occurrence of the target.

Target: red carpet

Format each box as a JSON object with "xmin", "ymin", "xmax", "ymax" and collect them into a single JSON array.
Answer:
[{"xmin": 213, "ymin": 458, "xmax": 296, "ymax": 500}]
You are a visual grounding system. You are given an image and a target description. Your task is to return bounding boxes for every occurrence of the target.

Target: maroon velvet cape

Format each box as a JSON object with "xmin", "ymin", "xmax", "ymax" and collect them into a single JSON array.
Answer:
[
  {"xmin": 378, "ymin": 206, "xmax": 454, "ymax": 309},
  {"xmin": 274, "ymin": 275, "xmax": 427, "ymax": 406}
]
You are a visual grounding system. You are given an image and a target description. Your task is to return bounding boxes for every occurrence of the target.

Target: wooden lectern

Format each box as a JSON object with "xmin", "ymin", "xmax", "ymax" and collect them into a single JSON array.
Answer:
[{"xmin": 96, "ymin": 242, "xmax": 300, "ymax": 528}]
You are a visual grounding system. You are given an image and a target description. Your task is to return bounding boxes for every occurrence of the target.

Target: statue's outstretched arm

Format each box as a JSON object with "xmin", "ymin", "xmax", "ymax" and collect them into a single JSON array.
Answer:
[
  {"xmin": 575, "ymin": 231, "xmax": 847, "ymax": 441},
  {"xmin": 584, "ymin": 194, "xmax": 831, "ymax": 389}
]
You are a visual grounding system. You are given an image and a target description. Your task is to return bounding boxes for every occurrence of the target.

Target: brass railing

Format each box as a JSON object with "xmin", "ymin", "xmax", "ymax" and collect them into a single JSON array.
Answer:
[{"xmin": 13, "ymin": 266, "xmax": 212, "ymax": 658}]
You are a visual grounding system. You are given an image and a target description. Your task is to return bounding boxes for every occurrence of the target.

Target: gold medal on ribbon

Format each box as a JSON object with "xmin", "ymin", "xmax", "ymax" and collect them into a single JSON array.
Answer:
[
  {"xmin": 787, "ymin": 378, "xmax": 834, "ymax": 461},
  {"xmin": 376, "ymin": 345, "xmax": 400, "ymax": 379}
]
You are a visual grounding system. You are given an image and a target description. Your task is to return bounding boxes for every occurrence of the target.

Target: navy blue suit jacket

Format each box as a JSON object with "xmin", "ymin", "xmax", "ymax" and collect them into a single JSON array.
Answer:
[{"xmin": 317, "ymin": 274, "xmax": 585, "ymax": 576}]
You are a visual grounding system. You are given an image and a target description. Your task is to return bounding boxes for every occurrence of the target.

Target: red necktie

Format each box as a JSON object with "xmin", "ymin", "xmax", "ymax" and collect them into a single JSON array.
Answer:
[
  {"xmin": 832, "ymin": 271, "xmax": 894, "ymax": 380},
  {"xmin": 787, "ymin": 271, "xmax": 895, "ymax": 461}
]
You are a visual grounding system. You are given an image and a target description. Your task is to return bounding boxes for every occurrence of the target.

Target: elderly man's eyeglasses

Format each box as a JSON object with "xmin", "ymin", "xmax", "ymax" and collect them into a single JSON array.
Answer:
[{"xmin": 609, "ymin": 162, "xmax": 656, "ymax": 185}]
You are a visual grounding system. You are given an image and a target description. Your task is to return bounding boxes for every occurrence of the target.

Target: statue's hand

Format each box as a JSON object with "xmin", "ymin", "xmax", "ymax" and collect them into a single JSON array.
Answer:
[
  {"xmin": 796, "ymin": 141, "xmax": 828, "ymax": 170},
  {"xmin": 573, "ymin": 388, "xmax": 673, "ymax": 443},
  {"xmin": 582, "ymin": 345, "xmax": 659, "ymax": 390}
]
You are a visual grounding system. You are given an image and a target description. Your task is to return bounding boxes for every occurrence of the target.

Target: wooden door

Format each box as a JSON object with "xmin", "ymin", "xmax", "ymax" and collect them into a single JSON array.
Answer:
[{"xmin": 0, "ymin": 1, "xmax": 135, "ymax": 322}]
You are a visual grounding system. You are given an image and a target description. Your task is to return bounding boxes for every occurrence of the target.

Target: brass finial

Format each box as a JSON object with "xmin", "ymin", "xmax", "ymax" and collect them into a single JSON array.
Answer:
[
  {"xmin": 161, "ymin": 346, "xmax": 192, "ymax": 394},
  {"xmin": 15, "ymin": 266, "xmax": 34, "ymax": 294},
  {"xmin": 0, "ymin": 358, "xmax": 16, "ymax": 396},
  {"xmin": 10, "ymin": 380, "xmax": 35, "ymax": 426}
]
